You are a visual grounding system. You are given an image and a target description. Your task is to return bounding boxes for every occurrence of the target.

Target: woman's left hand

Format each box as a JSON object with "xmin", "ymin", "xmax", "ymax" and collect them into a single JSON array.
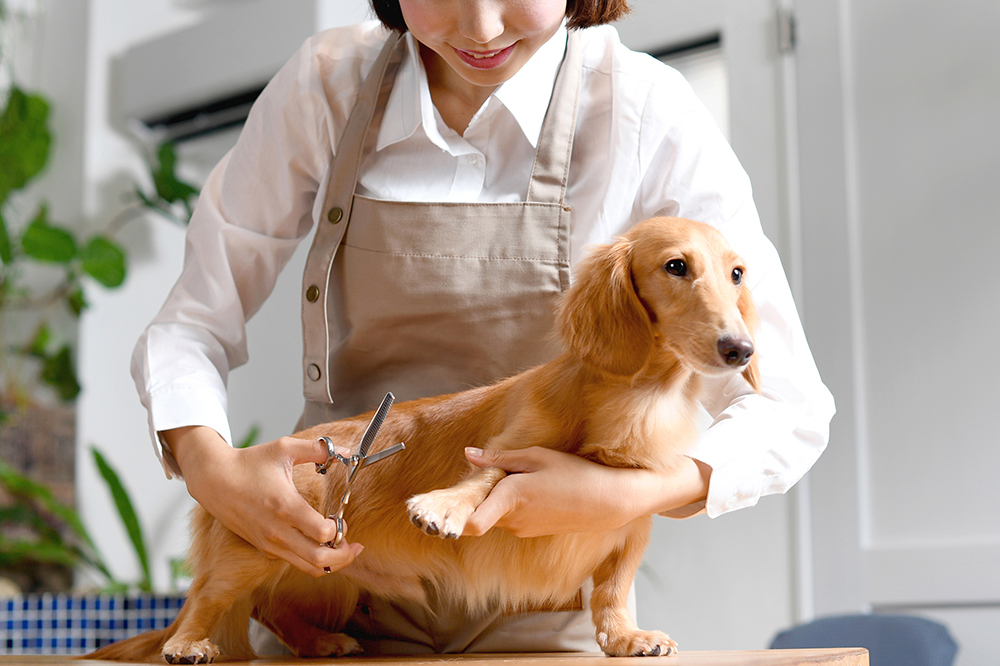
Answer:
[{"xmin": 460, "ymin": 447, "xmax": 710, "ymax": 538}]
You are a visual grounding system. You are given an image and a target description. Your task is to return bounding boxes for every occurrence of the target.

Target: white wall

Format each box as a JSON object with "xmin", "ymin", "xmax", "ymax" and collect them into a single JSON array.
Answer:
[{"xmin": 74, "ymin": 0, "xmax": 224, "ymax": 592}]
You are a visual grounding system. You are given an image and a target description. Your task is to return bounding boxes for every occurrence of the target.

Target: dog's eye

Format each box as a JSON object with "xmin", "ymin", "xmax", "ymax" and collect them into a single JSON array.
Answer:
[
  {"xmin": 664, "ymin": 260, "xmax": 687, "ymax": 277},
  {"xmin": 732, "ymin": 267, "xmax": 744, "ymax": 285}
]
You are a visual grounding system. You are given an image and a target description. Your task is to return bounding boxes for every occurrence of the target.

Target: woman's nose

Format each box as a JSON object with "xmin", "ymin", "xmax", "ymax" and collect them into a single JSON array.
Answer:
[{"xmin": 459, "ymin": 0, "xmax": 504, "ymax": 45}]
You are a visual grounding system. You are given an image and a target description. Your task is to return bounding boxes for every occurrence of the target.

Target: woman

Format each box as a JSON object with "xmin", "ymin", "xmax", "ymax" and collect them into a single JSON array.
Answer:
[{"xmin": 133, "ymin": 0, "xmax": 834, "ymax": 653}]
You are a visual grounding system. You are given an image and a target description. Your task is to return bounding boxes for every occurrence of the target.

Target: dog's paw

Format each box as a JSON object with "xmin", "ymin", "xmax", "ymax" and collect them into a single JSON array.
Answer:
[
  {"xmin": 292, "ymin": 631, "xmax": 362, "ymax": 658},
  {"xmin": 597, "ymin": 629, "xmax": 678, "ymax": 657},
  {"xmin": 406, "ymin": 491, "xmax": 474, "ymax": 539},
  {"xmin": 162, "ymin": 638, "xmax": 220, "ymax": 664}
]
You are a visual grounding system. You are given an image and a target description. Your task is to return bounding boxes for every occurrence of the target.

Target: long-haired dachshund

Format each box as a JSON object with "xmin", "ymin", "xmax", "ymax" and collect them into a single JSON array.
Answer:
[{"xmin": 88, "ymin": 216, "xmax": 760, "ymax": 663}]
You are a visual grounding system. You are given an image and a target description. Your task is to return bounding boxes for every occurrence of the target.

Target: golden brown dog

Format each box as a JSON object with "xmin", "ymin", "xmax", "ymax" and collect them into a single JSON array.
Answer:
[{"xmin": 87, "ymin": 216, "xmax": 760, "ymax": 663}]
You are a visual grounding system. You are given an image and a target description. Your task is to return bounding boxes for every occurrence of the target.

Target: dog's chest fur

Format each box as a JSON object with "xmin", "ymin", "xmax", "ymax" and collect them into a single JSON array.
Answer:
[{"xmin": 574, "ymin": 366, "xmax": 703, "ymax": 473}]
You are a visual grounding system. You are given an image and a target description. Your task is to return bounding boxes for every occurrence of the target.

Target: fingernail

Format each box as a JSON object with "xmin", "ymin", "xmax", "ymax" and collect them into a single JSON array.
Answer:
[{"xmin": 465, "ymin": 447, "xmax": 484, "ymax": 458}]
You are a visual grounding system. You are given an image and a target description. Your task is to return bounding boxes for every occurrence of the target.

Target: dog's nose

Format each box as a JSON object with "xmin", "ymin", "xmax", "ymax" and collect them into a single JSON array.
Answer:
[{"xmin": 718, "ymin": 337, "xmax": 754, "ymax": 367}]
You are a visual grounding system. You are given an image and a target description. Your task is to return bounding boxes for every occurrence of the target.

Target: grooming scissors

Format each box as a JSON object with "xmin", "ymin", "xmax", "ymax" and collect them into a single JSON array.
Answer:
[{"xmin": 315, "ymin": 392, "xmax": 406, "ymax": 562}]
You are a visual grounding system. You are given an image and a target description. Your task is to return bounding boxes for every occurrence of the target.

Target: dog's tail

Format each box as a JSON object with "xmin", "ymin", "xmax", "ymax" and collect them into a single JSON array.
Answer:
[
  {"xmin": 78, "ymin": 603, "xmax": 184, "ymax": 663},
  {"xmin": 79, "ymin": 627, "xmax": 172, "ymax": 663}
]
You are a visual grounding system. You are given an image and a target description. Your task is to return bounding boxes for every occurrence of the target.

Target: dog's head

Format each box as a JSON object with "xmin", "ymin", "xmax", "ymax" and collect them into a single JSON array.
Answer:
[{"xmin": 556, "ymin": 216, "xmax": 761, "ymax": 391}]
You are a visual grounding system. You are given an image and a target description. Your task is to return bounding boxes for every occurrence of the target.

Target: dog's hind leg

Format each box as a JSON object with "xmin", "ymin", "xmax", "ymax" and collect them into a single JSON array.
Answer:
[
  {"xmin": 162, "ymin": 541, "xmax": 281, "ymax": 664},
  {"xmin": 590, "ymin": 519, "xmax": 677, "ymax": 657},
  {"xmin": 253, "ymin": 569, "xmax": 363, "ymax": 657},
  {"xmin": 161, "ymin": 581, "xmax": 228, "ymax": 664}
]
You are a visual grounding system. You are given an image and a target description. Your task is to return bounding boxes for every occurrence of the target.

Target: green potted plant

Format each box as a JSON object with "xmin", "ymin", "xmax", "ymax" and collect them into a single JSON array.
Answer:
[
  {"xmin": 0, "ymin": 79, "xmax": 197, "ymax": 581},
  {"xmin": 1, "ymin": 1, "xmax": 202, "ymax": 650},
  {"xmin": 1, "ymin": 447, "xmax": 189, "ymax": 655}
]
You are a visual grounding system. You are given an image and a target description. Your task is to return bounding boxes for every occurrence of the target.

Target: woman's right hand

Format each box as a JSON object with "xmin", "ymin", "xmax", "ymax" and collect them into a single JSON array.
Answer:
[{"xmin": 161, "ymin": 426, "xmax": 363, "ymax": 577}]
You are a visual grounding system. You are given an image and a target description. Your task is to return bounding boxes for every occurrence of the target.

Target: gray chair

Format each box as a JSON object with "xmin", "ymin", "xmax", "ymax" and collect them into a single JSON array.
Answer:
[{"xmin": 769, "ymin": 614, "xmax": 958, "ymax": 666}]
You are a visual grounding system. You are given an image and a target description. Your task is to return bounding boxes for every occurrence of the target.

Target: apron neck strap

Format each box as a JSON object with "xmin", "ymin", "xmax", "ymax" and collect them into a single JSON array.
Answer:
[
  {"xmin": 526, "ymin": 29, "xmax": 583, "ymax": 205},
  {"xmin": 329, "ymin": 31, "xmax": 407, "ymax": 211}
]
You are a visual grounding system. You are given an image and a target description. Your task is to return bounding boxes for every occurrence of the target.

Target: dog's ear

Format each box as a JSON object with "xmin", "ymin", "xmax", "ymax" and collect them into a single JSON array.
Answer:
[
  {"xmin": 738, "ymin": 282, "xmax": 762, "ymax": 393},
  {"xmin": 557, "ymin": 239, "xmax": 654, "ymax": 376}
]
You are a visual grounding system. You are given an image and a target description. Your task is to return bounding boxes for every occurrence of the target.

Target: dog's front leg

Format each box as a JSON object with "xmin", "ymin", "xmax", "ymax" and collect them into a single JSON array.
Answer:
[
  {"xmin": 590, "ymin": 519, "xmax": 678, "ymax": 657},
  {"xmin": 406, "ymin": 467, "xmax": 506, "ymax": 539}
]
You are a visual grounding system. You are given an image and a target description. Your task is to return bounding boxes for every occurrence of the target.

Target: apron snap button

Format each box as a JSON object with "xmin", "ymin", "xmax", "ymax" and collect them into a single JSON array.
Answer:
[
  {"xmin": 327, "ymin": 207, "xmax": 344, "ymax": 224},
  {"xmin": 307, "ymin": 364, "xmax": 322, "ymax": 381},
  {"xmin": 306, "ymin": 285, "xmax": 321, "ymax": 302}
]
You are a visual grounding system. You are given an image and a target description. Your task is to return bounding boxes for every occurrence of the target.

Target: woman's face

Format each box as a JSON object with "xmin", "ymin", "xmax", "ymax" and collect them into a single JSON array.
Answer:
[{"xmin": 399, "ymin": 0, "xmax": 568, "ymax": 93}]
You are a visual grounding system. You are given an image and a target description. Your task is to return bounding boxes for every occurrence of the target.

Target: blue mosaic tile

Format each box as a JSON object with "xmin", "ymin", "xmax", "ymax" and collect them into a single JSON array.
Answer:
[{"xmin": 0, "ymin": 593, "xmax": 185, "ymax": 655}]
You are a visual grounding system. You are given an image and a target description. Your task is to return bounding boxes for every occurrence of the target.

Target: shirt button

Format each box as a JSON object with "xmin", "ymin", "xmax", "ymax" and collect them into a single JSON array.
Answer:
[
  {"xmin": 306, "ymin": 285, "xmax": 320, "ymax": 303},
  {"xmin": 307, "ymin": 364, "xmax": 322, "ymax": 381},
  {"xmin": 327, "ymin": 207, "xmax": 343, "ymax": 224},
  {"xmin": 465, "ymin": 154, "xmax": 479, "ymax": 165}
]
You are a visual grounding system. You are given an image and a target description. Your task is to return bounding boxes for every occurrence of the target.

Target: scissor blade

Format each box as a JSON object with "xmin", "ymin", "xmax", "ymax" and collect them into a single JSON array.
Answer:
[
  {"xmin": 358, "ymin": 442, "xmax": 406, "ymax": 470},
  {"xmin": 356, "ymin": 392, "xmax": 394, "ymax": 459}
]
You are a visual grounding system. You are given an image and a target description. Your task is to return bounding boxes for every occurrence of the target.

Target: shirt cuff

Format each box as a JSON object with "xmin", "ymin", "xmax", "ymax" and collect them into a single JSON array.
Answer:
[
  {"xmin": 658, "ymin": 499, "xmax": 707, "ymax": 519},
  {"xmin": 687, "ymin": 408, "xmax": 767, "ymax": 518},
  {"xmin": 146, "ymin": 384, "xmax": 233, "ymax": 479}
]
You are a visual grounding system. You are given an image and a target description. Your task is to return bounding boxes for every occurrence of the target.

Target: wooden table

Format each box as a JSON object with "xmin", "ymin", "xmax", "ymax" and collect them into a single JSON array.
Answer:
[{"xmin": 0, "ymin": 649, "xmax": 868, "ymax": 665}]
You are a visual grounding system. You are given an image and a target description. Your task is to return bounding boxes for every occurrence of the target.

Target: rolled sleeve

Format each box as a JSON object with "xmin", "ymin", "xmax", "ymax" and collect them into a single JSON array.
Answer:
[
  {"xmin": 684, "ymin": 239, "xmax": 835, "ymax": 518},
  {"xmin": 631, "ymin": 72, "xmax": 835, "ymax": 519},
  {"xmin": 131, "ymin": 31, "xmax": 335, "ymax": 478}
]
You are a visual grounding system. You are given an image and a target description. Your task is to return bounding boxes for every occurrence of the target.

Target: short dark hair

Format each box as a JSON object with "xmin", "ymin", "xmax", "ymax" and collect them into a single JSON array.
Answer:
[{"xmin": 369, "ymin": 0, "xmax": 631, "ymax": 33}]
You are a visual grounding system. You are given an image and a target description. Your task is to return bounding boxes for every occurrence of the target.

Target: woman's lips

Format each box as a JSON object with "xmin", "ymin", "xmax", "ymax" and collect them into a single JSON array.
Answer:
[{"xmin": 454, "ymin": 43, "xmax": 515, "ymax": 69}]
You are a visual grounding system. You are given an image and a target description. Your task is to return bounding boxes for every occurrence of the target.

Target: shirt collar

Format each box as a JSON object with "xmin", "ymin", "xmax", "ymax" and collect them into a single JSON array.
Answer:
[
  {"xmin": 375, "ymin": 32, "xmax": 428, "ymax": 152},
  {"xmin": 494, "ymin": 25, "xmax": 567, "ymax": 149},
  {"xmin": 376, "ymin": 25, "xmax": 568, "ymax": 152}
]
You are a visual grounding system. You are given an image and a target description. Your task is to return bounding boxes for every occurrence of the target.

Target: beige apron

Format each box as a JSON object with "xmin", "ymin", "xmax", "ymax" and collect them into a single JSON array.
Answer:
[{"xmin": 293, "ymin": 30, "xmax": 598, "ymax": 654}]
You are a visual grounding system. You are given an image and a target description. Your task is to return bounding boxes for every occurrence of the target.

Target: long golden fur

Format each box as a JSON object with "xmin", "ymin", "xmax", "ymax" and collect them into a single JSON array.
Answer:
[{"xmin": 87, "ymin": 217, "xmax": 760, "ymax": 663}]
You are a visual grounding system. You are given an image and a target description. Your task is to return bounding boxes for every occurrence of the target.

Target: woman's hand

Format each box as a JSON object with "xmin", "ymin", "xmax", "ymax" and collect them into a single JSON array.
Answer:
[
  {"xmin": 162, "ymin": 426, "xmax": 363, "ymax": 577},
  {"xmin": 461, "ymin": 446, "xmax": 711, "ymax": 538}
]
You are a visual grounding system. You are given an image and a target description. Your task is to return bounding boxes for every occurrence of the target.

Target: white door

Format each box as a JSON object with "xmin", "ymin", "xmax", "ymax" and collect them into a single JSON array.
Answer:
[
  {"xmin": 794, "ymin": 1, "xmax": 1000, "ymax": 664},
  {"xmin": 615, "ymin": 0, "xmax": 811, "ymax": 651}
]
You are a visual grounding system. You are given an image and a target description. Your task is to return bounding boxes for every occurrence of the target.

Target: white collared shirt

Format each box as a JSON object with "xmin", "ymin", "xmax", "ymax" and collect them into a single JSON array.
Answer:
[{"xmin": 133, "ymin": 22, "xmax": 835, "ymax": 518}]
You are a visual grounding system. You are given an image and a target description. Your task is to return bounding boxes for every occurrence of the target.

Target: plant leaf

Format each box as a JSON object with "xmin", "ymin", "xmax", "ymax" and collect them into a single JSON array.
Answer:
[
  {"xmin": 67, "ymin": 287, "xmax": 87, "ymax": 316},
  {"xmin": 0, "ymin": 208, "xmax": 12, "ymax": 264},
  {"xmin": 0, "ymin": 87, "xmax": 52, "ymax": 204},
  {"xmin": 91, "ymin": 447, "xmax": 151, "ymax": 591},
  {"xmin": 0, "ymin": 503, "xmax": 60, "ymax": 540},
  {"xmin": 0, "ymin": 536, "xmax": 80, "ymax": 568},
  {"xmin": 152, "ymin": 143, "xmax": 199, "ymax": 205},
  {"xmin": 81, "ymin": 236, "xmax": 127, "ymax": 287},
  {"xmin": 24, "ymin": 323, "xmax": 51, "ymax": 358},
  {"xmin": 236, "ymin": 424, "xmax": 261, "ymax": 449},
  {"xmin": 0, "ymin": 459, "xmax": 74, "ymax": 529},
  {"xmin": 20, "ymin": 205, "xmax": 78, "ymax": 263},
  {"xmin": 41, "ymin": 345, "xmax": 81, "ymax": 401},
  {"xmin": 0, "ymin": 458, "xmax": 112, "ymax": 580}
]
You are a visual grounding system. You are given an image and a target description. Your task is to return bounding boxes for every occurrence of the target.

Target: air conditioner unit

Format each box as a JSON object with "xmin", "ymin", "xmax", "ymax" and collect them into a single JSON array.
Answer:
[{"xmin": 113, "ymin": 0, "xmax": 316, "ymax": 143}]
